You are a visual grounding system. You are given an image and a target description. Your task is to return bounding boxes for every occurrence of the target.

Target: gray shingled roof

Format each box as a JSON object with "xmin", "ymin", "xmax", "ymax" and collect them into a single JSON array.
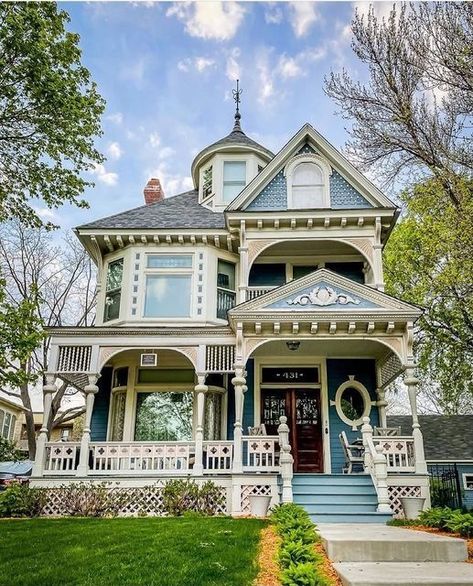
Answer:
[
  {"xmin": 77, "ymin": 190, "xmax": 226, "ymax": 231},
  {"xmin": 194, "ymin": 128, "xmax": 274, "ymax": 164},
  {"xmin": 387, "ymin": 415, "xmax": 473, "ymax": 461}
]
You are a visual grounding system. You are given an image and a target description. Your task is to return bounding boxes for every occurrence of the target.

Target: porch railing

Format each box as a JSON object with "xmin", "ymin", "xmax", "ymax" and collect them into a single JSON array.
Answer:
[
  {"xmin": 242, "ymin": 435, "xmax": 280, "ymax": 472},
  {"xmin": 246, "ymin": 286, "xmax": 277, "ymax": 300},
  {"xmin": 372, "ymin": 436, "xmax": 415, "ymax": 473},
  {"xmin": 45, "ymin": 442, "xmax": 80, "ymax": 475},
  {"xmin": 203, "ymin": 441, "xmax": 233, "ymax": 472},
  {"xmin": 216, "ymin": 288, "xmax": 236, "ymax": 319}
]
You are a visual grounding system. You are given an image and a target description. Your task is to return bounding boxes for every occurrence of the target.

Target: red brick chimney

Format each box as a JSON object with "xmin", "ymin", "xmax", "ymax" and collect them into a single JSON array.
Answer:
[{"xmin": 144, "ymin": 178, "xmax": 164, "ymax": 205}]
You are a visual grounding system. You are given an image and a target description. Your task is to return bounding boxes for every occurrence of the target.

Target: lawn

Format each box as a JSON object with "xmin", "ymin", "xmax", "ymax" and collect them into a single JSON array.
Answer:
[{"xmin": 0, "ymin": 516, "xmax": 266, "ymax": 586}]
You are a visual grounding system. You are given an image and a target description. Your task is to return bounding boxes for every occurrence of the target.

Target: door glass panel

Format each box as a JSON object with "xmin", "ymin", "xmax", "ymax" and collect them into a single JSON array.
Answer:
[
  {"xmin": 262, "ymin": 392, "xmax": 286, "ymax": 427},
  {"xmin": 295, "ymin": 391, "xmax": 319, "ymax": 425}
]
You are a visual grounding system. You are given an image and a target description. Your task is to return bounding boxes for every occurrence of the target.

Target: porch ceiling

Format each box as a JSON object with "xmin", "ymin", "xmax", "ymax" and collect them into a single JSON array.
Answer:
[{"xmin": 250, "ymin": 338, "xmax": 393, "ymax": 360}]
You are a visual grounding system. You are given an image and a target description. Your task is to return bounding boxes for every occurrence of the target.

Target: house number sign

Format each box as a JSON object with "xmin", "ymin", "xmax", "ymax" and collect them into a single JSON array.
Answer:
[{"xmin": 262, "ymin": 367, "xmax": 319, "ymax": 384}]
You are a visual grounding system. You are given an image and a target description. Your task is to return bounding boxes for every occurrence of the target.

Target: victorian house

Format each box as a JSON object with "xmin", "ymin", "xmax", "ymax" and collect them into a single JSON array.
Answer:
[{"xmin": 31, "ymin": 97, "xmax": 430, "ymax": 521}]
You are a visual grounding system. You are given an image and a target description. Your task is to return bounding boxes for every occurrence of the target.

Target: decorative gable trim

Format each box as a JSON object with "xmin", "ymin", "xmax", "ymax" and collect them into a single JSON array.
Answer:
[
  {"xmin": 225, "ymin": 124, "xmax": 396, "ymax": 212},
  {"xmin": 284, "ymin": 153, "xmax": 332, "ymax": 210}
]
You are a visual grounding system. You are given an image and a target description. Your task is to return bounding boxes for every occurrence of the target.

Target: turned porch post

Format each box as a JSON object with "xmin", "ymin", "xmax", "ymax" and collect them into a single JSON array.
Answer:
[
  {"xmin": 376, "ymin": 388, "xmax": 388, "ymax": 428},
  {"xmin": 193, "ymin": 374, "xmax": 208, "ymax": 476},
  {"xmin": 278, "ymin": 416, "xmax": 294, "ymax": 503},
  {"xmin": 77, "ymin": 375, "xmax": 99, "ymax": 476},
  {"xmin": 32, "ymin": 374, "xmax": 57, "ymax": 477},
  {"xmin": 405, "ymin": 368, "xmax": 428, "ymax": 474},
  {"xmin": 232, "ymin": 368, "xmax": 247, "ymax": 474}
]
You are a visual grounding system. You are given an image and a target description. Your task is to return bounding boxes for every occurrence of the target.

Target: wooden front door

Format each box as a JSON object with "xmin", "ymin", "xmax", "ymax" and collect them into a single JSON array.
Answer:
[{"xmin": 261, "ymin": 388, "xmax": 323, "ymax": 473}]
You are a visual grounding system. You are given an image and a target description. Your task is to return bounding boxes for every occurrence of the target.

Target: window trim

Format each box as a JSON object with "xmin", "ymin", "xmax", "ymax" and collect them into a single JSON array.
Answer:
[
  {"xmin": 332, "ymin": 376, "xmax": 373, "ymax": 430},
  {"xmin": 142, "ymin": 253, "xmax": 195, "ymax": 320},
  {"xmin": 284, "ymin": 154, "xmax": 332, "ymax": 210},
  {"xmin": 222, "ymin": 160, "xmax": 247, "ymax": 203},
  {"xmin": 103, "ymin": 257, "xmax": 124, "ymax": 323},
  {"xmin": 463, "ymin": 474, "xmax": 473, "ymax": 490}
]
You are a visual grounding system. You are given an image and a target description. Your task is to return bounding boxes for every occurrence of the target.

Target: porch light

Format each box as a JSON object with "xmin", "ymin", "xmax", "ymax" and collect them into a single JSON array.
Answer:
[{"xmin": 286, "ymin": 341, "xmax": 300, "ymax": 351}]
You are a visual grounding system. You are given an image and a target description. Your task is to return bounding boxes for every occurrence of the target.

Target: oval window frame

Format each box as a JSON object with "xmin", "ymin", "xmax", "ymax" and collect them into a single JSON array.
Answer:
[{"xmin": 334, "ymin": 377, "xmax": 372, "ymax": 430}]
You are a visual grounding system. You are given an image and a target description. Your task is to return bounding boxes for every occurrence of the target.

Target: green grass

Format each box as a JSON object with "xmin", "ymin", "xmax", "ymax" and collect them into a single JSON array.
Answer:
[{"xmin": 0, "ymin": 516, "xmax": 266, "ymax": 586}]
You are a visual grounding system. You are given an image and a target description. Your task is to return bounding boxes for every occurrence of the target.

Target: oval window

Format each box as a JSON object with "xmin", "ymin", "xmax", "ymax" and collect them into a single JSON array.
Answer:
[{"xmin": 340, "ymin": 387, "xmax": 365, "ymax": 422}]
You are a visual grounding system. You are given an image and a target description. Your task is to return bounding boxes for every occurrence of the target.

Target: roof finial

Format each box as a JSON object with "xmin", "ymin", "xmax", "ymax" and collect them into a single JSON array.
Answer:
[{"xmin": 232, "ymin": 79, "xmax": 242, "ymax": 132}]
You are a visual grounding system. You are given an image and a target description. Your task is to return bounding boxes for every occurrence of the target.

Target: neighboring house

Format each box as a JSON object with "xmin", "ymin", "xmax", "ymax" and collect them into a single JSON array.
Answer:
[
  {"xmin": 388, "ymin": 415, "xmax": 473, "ymax": 510},
  {"xmin": 18, "ymin": 412, "xmax": 84, "ymax": 453},
  {"xmin": 30, "ymin": 100, "xmax": 431, "ymax": 521},
  {"xmin": 0, "ymin": 395, "xmax": 22, "ymax": 445}
]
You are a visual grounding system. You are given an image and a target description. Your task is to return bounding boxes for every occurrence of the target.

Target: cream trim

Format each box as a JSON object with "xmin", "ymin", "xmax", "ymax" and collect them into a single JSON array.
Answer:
[
  {"xmin": 331, "ymin": 375, "xmax": 373, "ymax": 430},
  {"xmin": 284, "ymin": 153, "xmax": 332, "ymax": 210}
]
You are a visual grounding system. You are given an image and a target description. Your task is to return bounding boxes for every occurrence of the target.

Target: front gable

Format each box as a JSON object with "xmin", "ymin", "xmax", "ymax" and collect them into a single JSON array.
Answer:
[{"xmin": 226, "ymin": 124, "xmax": 395, "ymax": 213}]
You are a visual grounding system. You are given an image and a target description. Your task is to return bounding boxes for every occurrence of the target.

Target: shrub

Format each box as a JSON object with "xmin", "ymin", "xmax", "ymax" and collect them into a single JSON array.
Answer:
[
  {"xmin": 0, "ymin": 437, "xmax": 22, "ymax": 462},
  {"xmin": 280, "ymin": 562, "xmax": 328, "ymax": 586},
  {"xmin": 0, "ymin": 482, "xmax": 45, "ymax": 517},
  {"xmin": 418, "ymin": 507, "xmax": 457, "ymax": 529},
  {"xmin": 58, "ymin": 482, "xmax": 129, "ymax": 517},
  {"xmin": 278, "ymin": 541, "xmax": 318, "ymax": 567},
  {"xmin": 445, "ymin": 511, "xmax": 473, "ymax": 538},
  {"xmin": 161, "ymin": 479, "xmax": 224, "ymax": 516}
]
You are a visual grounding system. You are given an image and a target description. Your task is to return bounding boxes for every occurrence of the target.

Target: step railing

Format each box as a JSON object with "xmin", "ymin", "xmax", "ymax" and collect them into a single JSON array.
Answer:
[
  {"xmin": 361, "ymin": 417, "xmax": 392, "ymax": 513},
  {"xmin": 372, "ymin": 436, "xmax": 415, "ymax": 472}
]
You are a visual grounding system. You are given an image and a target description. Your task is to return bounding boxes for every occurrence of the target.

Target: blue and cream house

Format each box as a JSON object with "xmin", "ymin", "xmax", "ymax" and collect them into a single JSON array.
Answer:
[{"xmin": 31, "ymin": 103, "xmax": 430, "ymax": 521}]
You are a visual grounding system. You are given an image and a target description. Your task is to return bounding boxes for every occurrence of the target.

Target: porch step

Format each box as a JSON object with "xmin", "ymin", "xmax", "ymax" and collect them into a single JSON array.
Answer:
[
  {"xmin": 333, "ymin": 562, "xmax": 473, "ymax": 585},
  {"xmin": 293, "ymin": 474, "xmax": 391, "ymax": 524}
]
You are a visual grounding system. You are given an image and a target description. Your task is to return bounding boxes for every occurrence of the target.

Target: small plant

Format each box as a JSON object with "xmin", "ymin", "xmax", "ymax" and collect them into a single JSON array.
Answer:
[
  {"xmin": 445, "ymin": 511, "xmax": 473, "ymax": 538},
  {"xmin": 387, "ymin": 518, "xmax": 418, "ymax": 527},
  {"xmin": 0, "ymin": 482, "xmax": 45, "ymax": 517},
  {"xmin": 161, "ymin": 479, "xmax": 224, "ymax": 516},
  {"xmin": 0, "ymin": 437, "xmax": 22, "ymax": 462},
  {"xmin": 58, "ymin": 482, "xmax": 129, "ymax": 517},
  {"xmin": 418, "ymin": 507, "xmax": 457, "ymax": 529},
  {"xmin": 278, "ymin": 540, "xmax": 318, "ymax": 567},
  {"xmin": 281, "ymin": 562, "xmax": 328, "ymax": 586}
]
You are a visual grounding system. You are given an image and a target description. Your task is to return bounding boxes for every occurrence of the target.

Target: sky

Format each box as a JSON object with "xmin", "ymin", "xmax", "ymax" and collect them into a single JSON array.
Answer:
[{"xmin": 49, "ymin": 1, "xmax": 394, "ymax": 230}]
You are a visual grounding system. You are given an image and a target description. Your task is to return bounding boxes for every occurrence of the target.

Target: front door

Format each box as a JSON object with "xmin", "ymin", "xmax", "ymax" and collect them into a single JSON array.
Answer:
[{"xmin": 261, "ymin": 388, "xmax": 323, "ymax": 473}]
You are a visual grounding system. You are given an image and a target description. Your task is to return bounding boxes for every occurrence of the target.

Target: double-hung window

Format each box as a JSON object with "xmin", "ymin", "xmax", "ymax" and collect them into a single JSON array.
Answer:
[
  {"xmin": 144, "ymin": 254, "xmax": 193, "ymax": 318},
  {"xmin": 223, "ymin": 161, "xmax": 246, "ymax": 202},
  {"xmin": 216, "ymin": 260, "xmax": 236, "ymax": 319},
  {"xmin": 0, "ymin": 409, "xmax": 16, "ymax": 440},
  {"xmin": 104, "ymin": 258, "xmax": 123, "ymax": 322}
]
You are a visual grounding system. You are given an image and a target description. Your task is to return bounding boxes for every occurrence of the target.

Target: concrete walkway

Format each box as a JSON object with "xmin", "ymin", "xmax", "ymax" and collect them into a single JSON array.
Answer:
[{"xmin": 318, "ymin": 524, "xmax": 473, "ymax": 585}]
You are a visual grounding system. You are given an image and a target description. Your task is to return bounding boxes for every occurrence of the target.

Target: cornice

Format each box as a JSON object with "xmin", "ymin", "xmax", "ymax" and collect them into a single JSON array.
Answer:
[{"xmin": 47, "ymin": 326, "xmax": 235, "ymax": 338}]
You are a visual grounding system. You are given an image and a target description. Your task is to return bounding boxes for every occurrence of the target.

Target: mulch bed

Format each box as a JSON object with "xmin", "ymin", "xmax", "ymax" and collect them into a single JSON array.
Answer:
[
  {"xmin": 401, "ymin": 525, "xmax": 473, "ymax": 563},
  {"xmin": 255, "ymin": 525, "xmax": 281, "ymax": 586},
  {"xmin": 315, "ymin": 541, "xmax": 343, "ymax": 585}
]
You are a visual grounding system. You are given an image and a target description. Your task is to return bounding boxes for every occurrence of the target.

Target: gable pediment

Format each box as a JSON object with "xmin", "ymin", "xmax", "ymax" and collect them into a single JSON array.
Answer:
[
  {"xmin": 225, "ymin": 123, "xmax": 395, "ymax": 213},
  {"xmin": 229, "ymin": 269, "xmax": 422, "ymax": 319}
]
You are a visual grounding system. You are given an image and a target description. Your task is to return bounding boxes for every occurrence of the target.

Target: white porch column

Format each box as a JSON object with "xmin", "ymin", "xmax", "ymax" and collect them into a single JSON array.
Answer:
[
  {"xmin": 77, "ymin": 374, "xmax": 99, "ymax": 477},
  {"xmin": 193, "ymin": 374, "xmax": 208, "ymax": 476},
  {"xmin": 278, "ymin": 416, "xmax": 294, "ymax": 503},
  {"xmin": 238, "ymin": 221, "xmax": 249, "ymax": 303},
  {"xmin": 373, "ymin": 216, "xmax": 384, "ymax": 291},
  {"xmin": 405, "ymin": 369, "xmax": 428, "ymax": 474},
  {"xmin": 232, "ymin": 368, "xmax": 247, "ymax": 474},
  {"xmin": 32, "ymin": 375, "xmax": 57, "ymax": 477},
  {"xmin": 376, "ymin": 388, "xmax": 388, "ymax": 428}
]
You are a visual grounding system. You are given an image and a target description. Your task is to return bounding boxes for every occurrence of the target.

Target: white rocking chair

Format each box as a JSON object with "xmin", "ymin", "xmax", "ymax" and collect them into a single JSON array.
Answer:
[
  {"xmin": 374, "ymin": 426, "xmax": 401, "ymax": 437},
  {"xmin": 339, "ymin": 431, "xmax": 364, "ymax": 474},
  {"xmin": 248, "ymin": 424, "xmax": 267, "ymax": 436}
]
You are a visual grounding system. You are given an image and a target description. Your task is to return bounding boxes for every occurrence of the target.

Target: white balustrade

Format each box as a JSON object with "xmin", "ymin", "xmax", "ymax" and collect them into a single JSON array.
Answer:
[
  {"xmin": 203, "ymin": 441, "xmax": 233, "ymax": 472},
  {"xmin": 89, "ymin": 442, "xmax": 195, "ymax": 474},
  {"xmin": 246, "ymin": 286, "xmax": 277, "ymax": 300},
  {"xmin": 373, "ymin": 436, "xmax": 415, "ymax": 472},
  {"xmin": 361, "ymin": 418, "xmax": 391, "ymax": 513},
  {"xmin": 45, "ymin": 442, "xmax": 80, "ymax": 474},
  {"xmin": 242, "ymin": 436, "xmax": 279, "ymax": 472}
]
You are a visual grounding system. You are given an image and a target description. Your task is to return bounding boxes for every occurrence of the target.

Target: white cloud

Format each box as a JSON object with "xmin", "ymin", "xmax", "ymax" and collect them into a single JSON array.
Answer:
[
  {"xmin": 159, "ymin": 146, "xmax": 175, "ymax": 159},
  {"xmin": 256, "ymin": 50, "xmax": 276, "ymax": 105},
  {"xmin": 195, "ymin": 57, "xmax": 215, "ymax": 72},
  {"xmin": 226, "ymin": 47, "xmax": 241, "ymax": 80},
  {"xmin": 33, "ymin": 207, "xmax": 58, "ymax": 222},
  {"xmin": 148, "ymin": 162, "xmax": 193, "ymax": 197},
  {"xmin": 121, "ymin": 57, "xmax": 146, "ymax": 83},
  {"xmin": 264, "ymin": 3, "xmax": 283, "ymax": 24},
  {"xmin": 177, "ymin": 56, "xmax": 215, "ymax": 73},
  {"xmin": 149, "ymin": 132, "xmax": 161, "ymax": 148},
  {"xmin": 91, "ymin": 163, "xmax": 118, "ymax": 186},
  {"xmin": 106, "ymin": 112, "xmax": 123, "ymax": 125},
  {"xmin": 289, "ymin": 2, "xmax": 320, "ymax": 38},
  {"xmin": 352, "ymin": 1, "xmax": 396, "ymax": 21},
  {"xmin": 278, "ymin": 55, "xmax": 302, "ymax": 79},
  {"xmin": 107, "ymin": 141, "xmax": 123, "ymax": 160},
  {"xmin": 166, "ymin": 1, "xmax": 246, "ymax": 41}
]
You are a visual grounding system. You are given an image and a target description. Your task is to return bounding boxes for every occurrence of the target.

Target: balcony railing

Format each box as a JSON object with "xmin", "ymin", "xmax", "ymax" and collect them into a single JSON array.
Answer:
[
  {"xmin": 246, "ymin": 286, "xmax": 277, "ymax": 300},
  {"xmin": 216, "ymin": 288, "xmax": 236, "ymax": 319}
]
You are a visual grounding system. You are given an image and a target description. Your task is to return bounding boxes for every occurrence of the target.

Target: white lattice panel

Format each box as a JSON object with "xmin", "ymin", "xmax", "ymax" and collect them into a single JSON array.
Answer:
[
  {"xmin": 379, "ymin": 352, "xmax": 403, "ymax": 388},
  {"xmin": 240, "ymin": 484, "xmax": 272, "ymax": 514},
  {"xmin": 57, "ymin": 346, "xmax": 92, "ymax": 373},
  {"xmin": 388, "ymin": 484, "xmax": 422, "ymax": 518},
  {"xmin": 206, "ymin": 345, "xmax": 235, "ymax": 372}
]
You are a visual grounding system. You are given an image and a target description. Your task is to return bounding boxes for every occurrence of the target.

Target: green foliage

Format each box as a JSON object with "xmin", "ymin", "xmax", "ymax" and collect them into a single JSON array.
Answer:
[
  {"xmin": 418, "ymin": 507, "xmax": 457, "ymax": 529},
  {"xmin": 445, "ymin": 511, "xmax": 473, "ymax": 538},
  {"xmin": 430, "ymin": 478, "xmax": 461, "ymax": 509},
  {"xmin": 0, "ymin": 436, "xmax": 22, "ymax": 462},
  {"xmin": 58, "ymin": 481, "xmax": 129, "ymax": 517},
  {"xmin": 281, "ymin": 562, "xmax": 328, "ymax": 586},
  {"xmin": 387, "ymin": 518, "xmax": 418, "ymax": 527},
  {"xmin": 384, "ymin": 178, "xmax": 473, "ymax": 412},
  {"xmin": 161, "ymin": 479, "xmax": 224, "ymax": 516},
  {"xmin": 0, "ymin": 3, "xmax": 105, "ymax": 228},
  {"xmin": 278, "ymin": 541, "xmax": 319, "ymax": 567},
  {"xmin": 0, "ymin": 482, "xmax": 45, "ymax": 517}
]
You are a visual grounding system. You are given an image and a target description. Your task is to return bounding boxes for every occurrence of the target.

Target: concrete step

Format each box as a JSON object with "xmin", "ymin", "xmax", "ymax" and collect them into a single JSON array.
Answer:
[
  {"xmin": 333, "ymin": 562, "xmax": 473, "ymax": 585},
  {"xmin": 295, "ymin": 493, "xmax": 378, "ymax": 505},
  {"xmin": 319, "ymin": 524, "xmax": 468, "ymax": 563},
  {"xmin": 311, "ymin": 512, "xmax": 392, "ymax": 524},
  {"xmin": 304, "ymin": 502, "xmax": 379, "ymax": 514}
]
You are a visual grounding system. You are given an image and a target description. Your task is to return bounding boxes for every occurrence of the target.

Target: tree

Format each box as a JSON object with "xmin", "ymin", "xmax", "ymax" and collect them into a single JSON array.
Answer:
[
  {"xmin": 0, "ymin": 221, "xmax": 96, "ymax": 457},
  {"xmin": 0, "ymin": 3, "xmax": 105, "ymax": 228},
  {"xmin": 325, "ymin": 2, "xmax": 473, "ymax": 411}
]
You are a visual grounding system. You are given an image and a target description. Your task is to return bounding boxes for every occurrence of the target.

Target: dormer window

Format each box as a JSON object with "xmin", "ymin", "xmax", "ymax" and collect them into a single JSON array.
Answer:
[
  {"xmin": 285, "ymin": 154, "xmax": 331, "ymax": 209},
  {"xmin": 223, "ymin": 161, "xmax": 246, "ymax": 202},
  {"xmin": 202, "ymin": 165, "xmax": 213, "ymax": 198}
]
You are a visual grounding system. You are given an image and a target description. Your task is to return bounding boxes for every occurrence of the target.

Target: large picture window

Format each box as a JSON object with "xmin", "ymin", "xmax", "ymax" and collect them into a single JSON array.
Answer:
[
  {"xmin": 104, "ymin": 258, "xmax": 123, "ymax": 322},
  {"xmin": 134, "ymin": 392, "xmax": 194, "ymax": 441},
  {"xmin": 223, "ymin": 161, "xmax": 246, "ymax": 202},
  {"xmin": 143, "ymin": 254, "xmax": 193, "ymax": 318}
]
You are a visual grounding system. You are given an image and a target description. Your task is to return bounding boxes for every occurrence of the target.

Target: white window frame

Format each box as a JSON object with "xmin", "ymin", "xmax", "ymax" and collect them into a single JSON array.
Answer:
[
  {"xmin": 141, "ymin": 253, "xmax": 195, "ymax": 320},
  {"xmin": 463, "ymin": 473, "xmax": 473, "ymax": 490},
  {"xmin": 284, "ymin": 154, "xmax": 332, "ymax": 210},
  {"xmin": 222, "ymin": 160, "xmax": 247, "ymax": 204},
  {"xmin": 332, "ymin": 376, "xmax": 374, "ymax": 430}
]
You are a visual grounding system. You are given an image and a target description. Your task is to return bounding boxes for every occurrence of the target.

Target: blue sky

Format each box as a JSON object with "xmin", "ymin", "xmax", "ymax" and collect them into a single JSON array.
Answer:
[{"xmin": 52, "ymin": 1, "xmax": 391, "ymax": 229}]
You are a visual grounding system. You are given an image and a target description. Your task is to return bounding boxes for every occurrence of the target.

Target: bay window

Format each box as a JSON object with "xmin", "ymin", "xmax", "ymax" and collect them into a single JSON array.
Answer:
[
  {"xmin": 143, "ymin": 254, "xmax": 193, "ymax": 318},
  {"xmin": 223, "ymin": 161, "xmax": 246, "ymax": 202}
]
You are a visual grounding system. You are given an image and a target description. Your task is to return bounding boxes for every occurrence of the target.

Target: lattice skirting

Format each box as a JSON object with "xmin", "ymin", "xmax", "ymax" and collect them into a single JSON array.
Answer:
[
  {"xmin": 41, "ymin": 483, "xmax": 228, "ymax": 517},
  {"xmin": 240, "ymin": 484, "xmax": 272, "ymax": 514},
  {"xmin": 388, "ymin": 484, "xmax": 422, "ymax": 518}
]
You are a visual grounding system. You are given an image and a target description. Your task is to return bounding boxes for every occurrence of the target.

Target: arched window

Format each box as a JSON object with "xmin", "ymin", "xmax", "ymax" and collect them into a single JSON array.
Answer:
[{"xmin": 285, "ymin": 155, "xmax": 331, "ymax": 209}]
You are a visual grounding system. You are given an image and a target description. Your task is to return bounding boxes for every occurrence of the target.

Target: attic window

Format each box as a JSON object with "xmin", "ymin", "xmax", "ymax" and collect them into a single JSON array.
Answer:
[
  {"xmin": 203, "ymin": 166, "xmax": 213, "ymax": 198},
  {"xmin": 223, "ymin": 161, "xmax": 246, "ymax": 202},
  {"xmin": 285, "ymin": 154, "xmax": 331, "ymax": 210}
]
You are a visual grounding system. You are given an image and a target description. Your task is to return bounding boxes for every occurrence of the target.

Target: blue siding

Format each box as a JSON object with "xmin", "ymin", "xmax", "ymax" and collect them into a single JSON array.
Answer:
[
  {"xmin": 90, "ymin": 367, "xmax": 112, "ymax": 441},
  {"xmin": 225, "ymin": 359, "xmax": 255, "ymax": 440},
  {"xmin": 327, "ymin": 359, "xmax": 379, "ymax": 474}
]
